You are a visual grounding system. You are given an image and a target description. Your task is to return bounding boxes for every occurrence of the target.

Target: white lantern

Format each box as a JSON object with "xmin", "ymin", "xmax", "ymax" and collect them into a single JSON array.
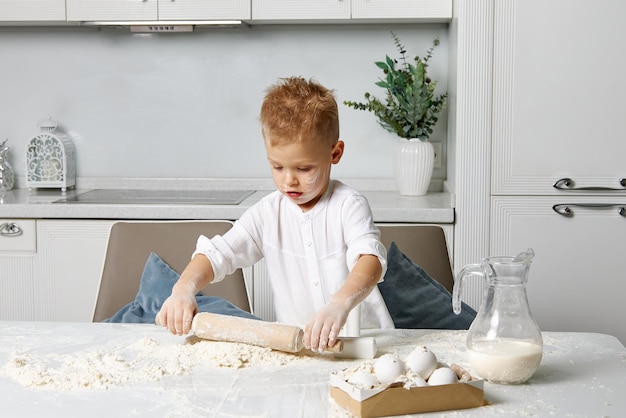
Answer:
[{"xmin": 26, "ymin": 117, "xmax": 76, "ymax": 193}]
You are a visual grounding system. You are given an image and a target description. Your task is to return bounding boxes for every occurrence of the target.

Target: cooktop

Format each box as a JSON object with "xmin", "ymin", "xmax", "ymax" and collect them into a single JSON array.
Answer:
[{"xmin": 54, "ymin": 189, "xmax": 254, "ymax": 205}]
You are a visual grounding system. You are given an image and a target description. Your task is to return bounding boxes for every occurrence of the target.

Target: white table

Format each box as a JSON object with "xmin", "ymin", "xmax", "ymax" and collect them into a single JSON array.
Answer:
[{"xmin": 0, "ymin": 322, "xmax": 624, "ymax": 418}]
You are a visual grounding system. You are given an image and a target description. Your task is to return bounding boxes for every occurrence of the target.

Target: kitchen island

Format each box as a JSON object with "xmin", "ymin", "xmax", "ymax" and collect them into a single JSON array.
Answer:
[{"xmin": 0, "ymin": 323, "xmax": 624, "ymax": 418}]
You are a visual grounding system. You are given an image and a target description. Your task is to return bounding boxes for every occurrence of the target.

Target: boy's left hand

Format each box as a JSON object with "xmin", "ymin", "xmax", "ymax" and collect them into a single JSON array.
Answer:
[{"xmin": 304, "ymin": 302, "xmax": 349, "ymax": 352}]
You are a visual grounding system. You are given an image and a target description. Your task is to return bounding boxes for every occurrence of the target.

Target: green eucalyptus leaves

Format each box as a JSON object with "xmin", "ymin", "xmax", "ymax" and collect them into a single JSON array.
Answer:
[{"xmin": 344, "ymin": 32, "xmax": 447, "ymax": 141}]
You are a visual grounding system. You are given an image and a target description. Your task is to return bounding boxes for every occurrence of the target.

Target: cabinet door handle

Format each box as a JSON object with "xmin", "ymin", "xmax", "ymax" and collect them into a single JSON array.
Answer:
[
  {"xmin": 553, "ymin": 177, "xmax": 626, "ymax": 191},
  {"xmin": 0, "ymin": 222, "xmax": 23, "ymax": 237},
  {"xmin": 552, "ymin": 203, "xmax": 626, "ymax": 217}
]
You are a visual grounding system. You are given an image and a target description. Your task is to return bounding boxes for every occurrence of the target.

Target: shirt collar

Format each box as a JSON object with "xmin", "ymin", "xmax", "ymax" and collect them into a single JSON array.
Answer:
[{"xmin": 284, "ymin": 179, "xmax": 336, "ymax": 219}]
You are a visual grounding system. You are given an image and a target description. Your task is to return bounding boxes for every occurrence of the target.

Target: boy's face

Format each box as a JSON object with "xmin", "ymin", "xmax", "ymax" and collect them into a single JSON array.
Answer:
[{"xmin": 265, "ymin": 137, "xmax": 344, "ymax": 212}]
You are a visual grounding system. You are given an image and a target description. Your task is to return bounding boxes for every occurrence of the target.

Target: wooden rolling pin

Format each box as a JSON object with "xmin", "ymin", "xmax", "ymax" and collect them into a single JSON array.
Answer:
[{"xmin": 191, "ymin": 312, "xmax": 344, "ymax": 354}]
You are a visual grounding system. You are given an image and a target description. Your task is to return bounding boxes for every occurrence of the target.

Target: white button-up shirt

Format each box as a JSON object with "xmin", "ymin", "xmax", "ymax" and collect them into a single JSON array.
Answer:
[{"xmin": 193, "ymin": 180, "xmax": 394, "ymax": 329}]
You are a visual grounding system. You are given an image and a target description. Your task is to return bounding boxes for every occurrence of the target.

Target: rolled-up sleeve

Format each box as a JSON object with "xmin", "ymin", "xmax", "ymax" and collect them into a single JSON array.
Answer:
[
  {"xmin": 191, "ymin": 211, "xmax": 264, "ymax": 283},
  {"xmin": 192, "ymin": 235, "xmax": 234, "ymax": 283},
  {"xmin": 342, "ymin": 195, "xmax": 388, "ymax": 282}
]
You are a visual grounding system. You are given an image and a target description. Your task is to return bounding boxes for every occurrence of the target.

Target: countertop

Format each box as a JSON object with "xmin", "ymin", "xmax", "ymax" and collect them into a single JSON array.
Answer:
[
  {"xmin": 0, "ymin": 323, "xmax": 624, "ymax": 418},
  {"xmin": 0, "ymin": 179, "xmax": 455, "ymax": 223}
]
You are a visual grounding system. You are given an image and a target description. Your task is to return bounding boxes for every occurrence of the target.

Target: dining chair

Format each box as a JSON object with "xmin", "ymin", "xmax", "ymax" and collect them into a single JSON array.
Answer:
[
  {"xmin": 378, "ymin": 224, "xmax": 454, "ymax": 292},
  {"xmin": 92, "ymin": 220, "xmax": 251, "ymax": 322}
]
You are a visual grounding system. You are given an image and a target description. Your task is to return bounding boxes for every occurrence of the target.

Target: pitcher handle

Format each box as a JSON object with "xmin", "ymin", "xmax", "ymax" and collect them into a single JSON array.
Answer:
[{"xmin": 452, "ymin": 263, "xmax": 483, "ymax": 315}]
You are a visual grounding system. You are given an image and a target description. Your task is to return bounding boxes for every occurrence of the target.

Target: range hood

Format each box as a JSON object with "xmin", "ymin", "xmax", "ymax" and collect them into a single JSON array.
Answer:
[{"xmin": 80, "ymin": 20, "xmax": 246, "ymax": 33}]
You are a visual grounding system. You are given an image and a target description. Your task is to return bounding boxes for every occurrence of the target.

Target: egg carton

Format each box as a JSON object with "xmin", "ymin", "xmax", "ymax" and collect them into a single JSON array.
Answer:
[
  {"xmin": 329, "ymin": 347, "xmax": 484, "ymax": 418},
  {"xmin": 330, "ymin": 373, "xmax": 483, "ymax": 418}
]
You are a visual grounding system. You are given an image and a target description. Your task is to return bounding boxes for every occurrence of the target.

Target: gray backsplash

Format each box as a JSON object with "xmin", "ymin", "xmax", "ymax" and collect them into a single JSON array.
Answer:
[{"xmin": 0, "ymin": 24, "xmax": 449, "ymax": 183}]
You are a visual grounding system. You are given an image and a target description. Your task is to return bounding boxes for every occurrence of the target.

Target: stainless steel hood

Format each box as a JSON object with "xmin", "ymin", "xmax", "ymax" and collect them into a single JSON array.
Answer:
[{"xmin": 80, "ymin": 20, "xmax": 246, "ymax": 33}]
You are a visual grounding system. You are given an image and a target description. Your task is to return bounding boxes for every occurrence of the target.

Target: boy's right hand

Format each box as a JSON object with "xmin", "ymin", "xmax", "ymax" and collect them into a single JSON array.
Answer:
[
  {"xmin": 156, "ymin": 292, "xmax": 198, "ymax": 336},
  {"xmin": 304, "ymin": 301, "xmax": 349, "ymax": 352}
]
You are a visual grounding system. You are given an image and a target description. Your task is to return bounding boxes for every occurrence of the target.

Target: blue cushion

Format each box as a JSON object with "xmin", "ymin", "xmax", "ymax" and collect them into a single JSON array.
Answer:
[
  {"xmin": 104, "ymin": 252, "xmax": 259, "ymax": 323},
  {"xmin": 378, "ymin": 242, "xmax": 477, "ymax": 329}
]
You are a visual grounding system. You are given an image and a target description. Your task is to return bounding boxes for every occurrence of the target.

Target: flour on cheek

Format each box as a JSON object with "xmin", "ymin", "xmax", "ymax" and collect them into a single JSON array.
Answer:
[{"xmin": 305, "ymin": 170, "xmax": 321, "ymax": 186}]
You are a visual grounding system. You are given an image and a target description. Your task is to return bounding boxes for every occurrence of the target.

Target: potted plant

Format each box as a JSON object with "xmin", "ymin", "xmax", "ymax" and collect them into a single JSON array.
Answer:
[{"xmin": 344, "ymin": 32, "xmax": 447, "ymax": 196}]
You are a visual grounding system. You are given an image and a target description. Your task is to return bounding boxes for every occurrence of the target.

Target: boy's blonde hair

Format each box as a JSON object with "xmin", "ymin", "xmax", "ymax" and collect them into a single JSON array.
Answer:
[{"xmin": 260, "ymin": 77, "xmax": 339, "ymax": 147}]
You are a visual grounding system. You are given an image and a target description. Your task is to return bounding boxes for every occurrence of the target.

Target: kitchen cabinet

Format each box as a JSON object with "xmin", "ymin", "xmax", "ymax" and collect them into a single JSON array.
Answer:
[
  {"xmin": 491, "ymin": 196, "xmax": 626, "ymax": 344},
  {"xmin": 35, "ymin": 220, "xmax": 114, "ymax": 322},
  {"xmin": 351, "ymin": 0, "xmax": 452, "ymax": 20},
  {"xmin": 251, "ymin": 0, "xmax": 351, "ymax": 21},
  {"xmin": 251, "ymin": 0, "xmax": 451, "ymax": 22},
  {"xmin": 0, "ymin": 220, "xmax": 37, "ymax": 320},
  {"xmin": 159, "ymin": 0, "xmax": 250, "ymax": 21},
  {"xmin": 453, "ymin": 0, "xmax": 626, "ymax": 344},
  {"xmin": 490, "ymin": 0, "xmax": 626, "ymax": 344},
  {"xmin": 66, "ymin": 0, "xmax": 250, "ymax": 22},
  {"xmin": 66, "ymin": 0, "xmax": 156, "ymax": 21},
  {"xmin": 491, "ymin": 0, "xmax": 626, "ymax": 195},
  {"xmin": 0, "ymin": 0, "xmax": 65, "ymax": 22},
  {"xmin": 4, "ymin": 0, "xmax": 450, "ymax": 24}
]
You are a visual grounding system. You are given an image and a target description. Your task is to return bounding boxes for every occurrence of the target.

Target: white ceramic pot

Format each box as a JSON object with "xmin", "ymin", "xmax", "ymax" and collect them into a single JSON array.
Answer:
[{"xmin": 393, "ymin": 138, "xmax": 434, "ymax": 196}]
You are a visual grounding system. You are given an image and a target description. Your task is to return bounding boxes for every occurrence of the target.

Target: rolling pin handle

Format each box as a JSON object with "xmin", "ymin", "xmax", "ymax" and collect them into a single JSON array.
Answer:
[{"xmin": 325, "ymin": 339, "xmax": 344, "ymax": 353}]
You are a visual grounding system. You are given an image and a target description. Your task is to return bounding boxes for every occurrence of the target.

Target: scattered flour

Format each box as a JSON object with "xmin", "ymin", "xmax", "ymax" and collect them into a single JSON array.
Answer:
[{"xmin": 0, "ymin": 335, "xmax": 312, "ymax": 390}]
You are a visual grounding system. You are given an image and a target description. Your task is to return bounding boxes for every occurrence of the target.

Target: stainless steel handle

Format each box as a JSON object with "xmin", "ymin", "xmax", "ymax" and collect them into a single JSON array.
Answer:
[
  {"xmin": 553, "ymin": 177, "xmax": 626, "ymax": 191},
  {"xmin": 552, "ymin": 203, "xmax": 626, "ymax": 217},
  {"xmin": 0, "ymin": 222, "xmax": 23, "ymax": 237}
]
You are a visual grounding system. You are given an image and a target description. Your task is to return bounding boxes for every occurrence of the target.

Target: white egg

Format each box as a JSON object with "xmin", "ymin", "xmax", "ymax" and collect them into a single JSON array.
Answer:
[
  {"xmin": 427, "ymin": 367, "xmax": 459, "ymax": 386},
  {"xmin": 347, "ymin": 369, "xmax": 380, "ymax": 388},
  {"xmin": 374, "ymin": 353, "xmax": 405, "ymax": 385},
  {"xmin": 405, "ymin": 346, "xmax": 438, "ymax": 380}
]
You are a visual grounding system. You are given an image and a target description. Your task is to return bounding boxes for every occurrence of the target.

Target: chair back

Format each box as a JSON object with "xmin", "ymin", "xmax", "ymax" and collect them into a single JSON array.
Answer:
[
  {"xmin": 378, "ymin": 225, "xmax": 454, "ymax": 292},
  {"xmin": 92, "ymin": 220, "xmax": 251, "ymax": 322}
]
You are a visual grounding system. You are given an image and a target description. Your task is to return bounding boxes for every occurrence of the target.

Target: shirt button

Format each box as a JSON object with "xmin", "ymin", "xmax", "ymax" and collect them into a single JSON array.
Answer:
[
  {"xmin": 306, "ymin": 242, "xmax": 312, "ymax": 247},
  {"xmin": 313, "ymin": 281, "xmax": 319, "ymax": 286}
]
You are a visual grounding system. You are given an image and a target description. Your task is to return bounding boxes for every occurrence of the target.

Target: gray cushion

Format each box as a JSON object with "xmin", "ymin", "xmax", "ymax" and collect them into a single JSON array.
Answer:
[
  {"xmin": 378, "ymin": 242, "xmax": 476, "ymax": 329},
  {"xmin": 104, "ymin": 252, "xmax": 259, "ymax": 323}
]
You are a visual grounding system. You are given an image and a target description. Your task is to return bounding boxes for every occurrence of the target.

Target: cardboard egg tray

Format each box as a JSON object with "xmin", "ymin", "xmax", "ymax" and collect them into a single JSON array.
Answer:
[{"xmin": 329, "ymin": 371, "xmax": 485, "ymax": 418}]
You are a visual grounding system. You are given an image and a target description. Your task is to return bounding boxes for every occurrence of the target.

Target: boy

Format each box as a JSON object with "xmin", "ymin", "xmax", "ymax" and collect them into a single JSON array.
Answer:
[{"xmin": 157, "ymin": 77, "xmax": 393, "ymax": 352}]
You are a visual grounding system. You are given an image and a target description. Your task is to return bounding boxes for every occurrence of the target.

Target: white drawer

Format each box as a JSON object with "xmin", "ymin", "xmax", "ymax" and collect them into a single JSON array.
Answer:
[{"xmin": 0, "ymin": 219, "xmax": 36, "ymax": 252}]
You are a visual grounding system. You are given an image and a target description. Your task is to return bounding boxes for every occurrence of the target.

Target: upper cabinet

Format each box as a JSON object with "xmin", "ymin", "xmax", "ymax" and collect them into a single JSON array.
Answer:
[
  {"xmin": 66, "ymin": 0, "xmax": 157, "ymax": 21},
  {"xmin": 0, "ymin": 0, "xmax": 65, "ymax": 21},
  {"xmin": 352, "ymin": 0, "xmax": 452, "ymax": 20},
  {"xmin": 252, "ymin": 0, "xmax": 350, "ymax": 21},
  {"xmin": 252, "ymin": 0, "xmax": 451, "ymax": 22},
  {"xmin": 3, "ymin": 0, "xmax": 451, "ymax": 24},
  {"xmin": 491, "ymin": 0, "xmax": 626, "ymax": 195},
  {"xmin": 66, "ymin": 0, "xmax": 251, "ymax": 22},
  {"xmin": 159, "ymin": 0, "xmax": 250, "ymax": 20}
]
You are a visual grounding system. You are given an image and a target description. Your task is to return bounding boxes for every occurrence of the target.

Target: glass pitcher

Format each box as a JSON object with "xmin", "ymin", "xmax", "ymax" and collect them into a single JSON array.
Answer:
[{"xmin": 452, "ymin": 249, "xmax": 543, "ymax": 384}]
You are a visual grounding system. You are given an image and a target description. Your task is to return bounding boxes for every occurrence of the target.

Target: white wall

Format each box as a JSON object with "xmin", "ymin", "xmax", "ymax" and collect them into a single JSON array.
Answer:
[{"xmin": 0, "ymin": 24, "xmax": 448, "ymax": 183}]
